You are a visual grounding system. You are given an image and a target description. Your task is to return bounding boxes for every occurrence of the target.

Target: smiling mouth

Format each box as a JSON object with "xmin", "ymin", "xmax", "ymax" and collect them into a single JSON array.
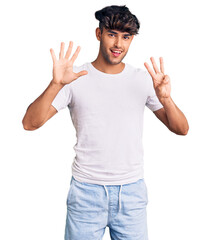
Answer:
[{"xmin": 111, "ymin": 49, "xmax": 122, "ymax": 57}]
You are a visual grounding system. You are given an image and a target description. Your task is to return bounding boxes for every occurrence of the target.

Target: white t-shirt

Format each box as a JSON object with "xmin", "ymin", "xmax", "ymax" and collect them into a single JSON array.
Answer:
[{"xmin": 52, "ymin": 62, "xmax": 163, "ymax": 185}]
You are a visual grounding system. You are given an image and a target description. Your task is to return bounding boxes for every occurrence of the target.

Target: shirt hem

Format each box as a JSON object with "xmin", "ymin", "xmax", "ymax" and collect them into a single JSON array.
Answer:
[{"xmin": 71, "ymin": 173, "xmax": 144, "ymax": 186}]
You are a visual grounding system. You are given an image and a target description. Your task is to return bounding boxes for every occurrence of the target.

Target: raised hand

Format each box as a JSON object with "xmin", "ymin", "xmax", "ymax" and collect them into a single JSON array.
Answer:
[
  {"xmin": 50, "ymin": 41, "xmax": 88, "ymax": 85},
  {"xmin": 144, "ymin": 57, "xmax": 171, "ymax": 100}
]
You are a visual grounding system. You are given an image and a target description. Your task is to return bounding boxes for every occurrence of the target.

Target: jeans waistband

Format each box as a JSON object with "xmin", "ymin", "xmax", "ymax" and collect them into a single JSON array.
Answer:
[{"xmin": 103, "ymin": 184, "xmax": 123, "ymax": 213}]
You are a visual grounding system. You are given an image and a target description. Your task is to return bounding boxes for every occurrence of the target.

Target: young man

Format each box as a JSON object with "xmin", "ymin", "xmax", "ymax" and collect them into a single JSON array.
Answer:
[{"xmin": 22, "ymin": 5, "xmax": 189, "ymax": 240}]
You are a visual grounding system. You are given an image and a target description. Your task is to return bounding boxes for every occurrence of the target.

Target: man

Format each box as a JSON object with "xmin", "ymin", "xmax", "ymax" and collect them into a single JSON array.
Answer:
[{"xmin": 22, "ymin": 5, "xmax": 189, "ymax": 240}]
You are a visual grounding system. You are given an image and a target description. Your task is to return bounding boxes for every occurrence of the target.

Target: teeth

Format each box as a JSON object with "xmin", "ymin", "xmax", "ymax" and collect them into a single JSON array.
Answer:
[{"xmin": 113, "ymin": 51, "xmax": 121, "ymax": 53}]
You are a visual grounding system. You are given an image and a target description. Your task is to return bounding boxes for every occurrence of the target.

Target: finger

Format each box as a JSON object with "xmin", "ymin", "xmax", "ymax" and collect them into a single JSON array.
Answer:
[
  {"xmin": 163, "ymin": 74, "xmax": 170, "ymax": 83},
  {"xmin": 50, "ymin": 48, "xmax": 57, "ymax": 64},
  {"xmin": 64, "ymin": 41, "xmax": 73, "ymax": 60},
  {"xmin": 144, "ymin": 62, "xmax": 156, "ymax": 79},
  {"xmin": 160, "ymin": 57, "xmax": 164, "ymax": 74},
  {"xmin": 150, "ymin": 57, "xmax": 160, "ymax": 73},
  {"xmin": 75, "ymin": 70, "xmax": 88, "ymax": 79},
  {"xmin": 59, "ymin": 42, "xmax": 65, "ymax": 59},
  {"xmin": 69, "ymin": 46, "xmax": 81, "ymax": 65}
]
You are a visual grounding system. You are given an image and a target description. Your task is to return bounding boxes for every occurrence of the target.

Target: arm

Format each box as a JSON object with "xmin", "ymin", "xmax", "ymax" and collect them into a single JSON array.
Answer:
[
  {"xmin": 144, "ymin": 57, "xmax": 189, "ymax": 135},
  {"xmin": 22, "ymin": 81, "xmax": 63, "ymax": 130},
  {"xmin": 22, "ymin": 41, "xmax": 88, "ymax": 130},
  {"xmin": 153, "ymin": 100, "xmax": 189, "ymax": 135}
]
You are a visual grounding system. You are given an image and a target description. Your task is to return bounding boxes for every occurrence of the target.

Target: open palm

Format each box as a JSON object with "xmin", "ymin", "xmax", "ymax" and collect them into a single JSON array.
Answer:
[
  {"xmin": 50, "ymin": 41, "xmax": 88, "ymax": 85},
  {"xmin": 144, "ymin": 57, "xmax": 171, "ymax": 99}
]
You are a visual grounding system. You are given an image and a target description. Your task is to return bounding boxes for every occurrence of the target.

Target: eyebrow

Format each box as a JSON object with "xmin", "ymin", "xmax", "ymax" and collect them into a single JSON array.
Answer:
[{"xmin": 107, "ymin": 30, "xmax": 132, "ymax": 37}]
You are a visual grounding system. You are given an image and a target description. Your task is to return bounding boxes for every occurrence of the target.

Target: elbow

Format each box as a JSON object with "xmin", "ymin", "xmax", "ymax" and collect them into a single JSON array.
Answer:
[
  {"xmin": 181, "ymin": 122, "xmax": 189, "ymax": 135},
  {"xmin": 180, "ymin": 128, "xmax": 189, "ymax": 135},
  {"xmin": 22, "ymin": 118, "xmax": 39, "ymax": 131},
  {"xmin": 171, "ymin": 126, "xmax": 189, "ymax": 136},
  {"xmin": 168, "ymin": 122, "xmax": 189, "ymax": 136},
  {"xmin": 182, "ymin": 126, "xmax": 189, "ymax": 135},
  {"xmin": 22, "ymin": 124, "xmax": 37, "ymax": 131}
]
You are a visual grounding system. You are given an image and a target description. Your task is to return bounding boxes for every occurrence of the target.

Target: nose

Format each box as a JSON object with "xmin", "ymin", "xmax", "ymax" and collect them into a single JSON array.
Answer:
[{"xmin": 114, "ymin": 36, "xmax": 122, "ymax": 49}]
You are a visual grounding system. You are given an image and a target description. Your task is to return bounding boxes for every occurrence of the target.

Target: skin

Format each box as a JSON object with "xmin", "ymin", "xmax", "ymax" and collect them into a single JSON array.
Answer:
[
  {"xmin": 92, "ymin": 27, "xmax": 189, "ymax": 135},
  {"xmin": 50, "ymin": 42, "xmax": 88, "ymax": 85},
  {"xmin": 92, "ymin": 27, "xmax": 134, "ymax": 74},
  {"xmin": 144, "ymin": 57, "xmax": 189, "ymax": 135},
  {"xmin": 22, "ymin": 42, "xmax": 88, "ymax": 130},
  {"xmin": 23, "ymin": 26, "xmax": 189, "ymax": 135}
]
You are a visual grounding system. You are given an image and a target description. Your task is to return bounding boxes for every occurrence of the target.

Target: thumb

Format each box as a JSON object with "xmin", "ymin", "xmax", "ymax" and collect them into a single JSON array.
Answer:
[
  {"xmin": 163, "ymin": 74, "xmax": 170, "ymax": 83},
  {"xmin": 75, "ymin": 70, "xmax": 88, "ymax": 79}
]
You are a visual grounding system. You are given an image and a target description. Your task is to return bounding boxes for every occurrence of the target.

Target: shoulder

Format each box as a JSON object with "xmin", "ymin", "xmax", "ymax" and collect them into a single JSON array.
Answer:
[
  {"xmin": 126, "ymin": 63, "xmax": 148, "ymax": 76},
  {"xmin": 70, "ymin": 62, "xmax": 89, "ymax": 88},
  {"xmin": 73, "ymin": 62, "xmax": 89, "ymax": 72},
  {"xmin": 126, "ymin": 63, "xmax": 151, "ymax": 83}
]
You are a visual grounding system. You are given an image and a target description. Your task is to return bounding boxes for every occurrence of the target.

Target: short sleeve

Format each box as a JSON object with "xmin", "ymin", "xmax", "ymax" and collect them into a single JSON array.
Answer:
[
  {"xmin": 51, "ymin": 83, "xmax": 72, "ymax": 112},
  {"xmin": 145, "ymin": 72, "xmax": 163, "ymax": 112}
]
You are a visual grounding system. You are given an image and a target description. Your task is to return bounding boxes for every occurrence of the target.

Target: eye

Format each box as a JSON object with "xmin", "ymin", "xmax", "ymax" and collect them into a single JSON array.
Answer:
[
  {"xmin": 108, "ymin": 34, "xmax": 115, "ymax": 37},
  {"xmin": 124, "ymin": 36, "xmax": 130, "ymax": 40}
]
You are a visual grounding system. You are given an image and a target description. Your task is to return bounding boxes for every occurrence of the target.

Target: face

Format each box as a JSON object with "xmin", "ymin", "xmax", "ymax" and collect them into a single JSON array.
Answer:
[{"xmin": 96, "ymin": 27, "xmax": 134, "ymax": 65}]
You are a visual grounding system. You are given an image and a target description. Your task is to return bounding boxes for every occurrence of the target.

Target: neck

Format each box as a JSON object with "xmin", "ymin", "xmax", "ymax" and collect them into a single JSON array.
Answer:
[{"xmin": 91, "ymin": 53, "xmax": 125, "ymax": 74}]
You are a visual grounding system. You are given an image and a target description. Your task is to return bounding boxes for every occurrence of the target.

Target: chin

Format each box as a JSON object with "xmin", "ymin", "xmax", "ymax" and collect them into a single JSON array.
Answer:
[
  {"xmin": 106, "ymin": 56, "xmax": 124, "ymax": 65},
  {"xmin": 109, "ymin": 60, "xmax": 122, "ymax": 65},
  {"xmin": 102, "ymin": 49, "xmax": 126, "ymax": 65}
]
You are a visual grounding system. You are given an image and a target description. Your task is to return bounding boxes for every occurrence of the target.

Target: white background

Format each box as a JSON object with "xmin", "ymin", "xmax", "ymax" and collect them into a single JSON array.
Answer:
[{"xmin": 0, "ymin": 0, "xmax": 210, "ymax": 239}]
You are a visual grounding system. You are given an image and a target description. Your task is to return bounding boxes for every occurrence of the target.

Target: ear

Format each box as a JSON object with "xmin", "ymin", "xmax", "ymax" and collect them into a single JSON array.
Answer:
[{"xmin": 96, "ymin": 27, "xmax": 102, "ymax": 41}]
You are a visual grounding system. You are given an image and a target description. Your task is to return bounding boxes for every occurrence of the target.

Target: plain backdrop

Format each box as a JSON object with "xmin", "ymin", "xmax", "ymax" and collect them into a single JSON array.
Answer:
[{"xmin": 0, "ymin": 0, "xmax": 210, "ymax": 239}]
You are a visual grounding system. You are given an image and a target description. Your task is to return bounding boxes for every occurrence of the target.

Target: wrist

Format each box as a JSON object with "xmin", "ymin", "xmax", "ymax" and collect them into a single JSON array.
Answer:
[
  {"xmin": 159, "ymin": 96, "xmax": 172, "ymax": 105},
  {"xmin": 50, "ymin": 79, "xmax": 65, "ymax": 88}
]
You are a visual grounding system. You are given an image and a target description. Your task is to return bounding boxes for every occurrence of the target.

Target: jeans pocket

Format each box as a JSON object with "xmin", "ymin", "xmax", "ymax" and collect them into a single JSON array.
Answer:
[
  {"xmin": 66, "ymin": 178, "xmax": 74, "ymax": 206},
  {"xmin": 143, "ymin": 179, "xmax": 148, "ymax": 205}
]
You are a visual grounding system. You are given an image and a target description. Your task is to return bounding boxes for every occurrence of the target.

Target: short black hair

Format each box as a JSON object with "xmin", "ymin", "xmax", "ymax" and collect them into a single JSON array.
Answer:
[{"xmin": 95, "ymin": 5, "xmax": 140, "ymax": 35}]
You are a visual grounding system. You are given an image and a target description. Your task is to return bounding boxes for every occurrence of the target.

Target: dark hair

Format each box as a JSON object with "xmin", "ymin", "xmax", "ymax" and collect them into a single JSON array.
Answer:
[{"xmin": 95, "ymin": 5, "xmax": 140, "ymax": 35}]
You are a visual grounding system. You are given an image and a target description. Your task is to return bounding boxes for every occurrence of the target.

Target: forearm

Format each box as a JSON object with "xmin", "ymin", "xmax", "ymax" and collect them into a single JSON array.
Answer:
[
  {"xmin": 22, "ymin": 80, "xmax": 64, "ymax": 129},
  {"xmin": 159, "ymin": 96, "xmax": 189, "ymax": 135}
]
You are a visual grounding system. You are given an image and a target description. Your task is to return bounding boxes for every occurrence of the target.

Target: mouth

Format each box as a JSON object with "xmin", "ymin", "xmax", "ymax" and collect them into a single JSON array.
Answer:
[{"xmin": 110, "ymin": 49, "xmax": 122, "ymax": 57}]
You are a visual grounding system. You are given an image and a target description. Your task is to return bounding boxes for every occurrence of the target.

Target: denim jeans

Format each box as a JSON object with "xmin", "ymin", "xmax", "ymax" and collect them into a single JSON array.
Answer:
[{"xmin": 65, "ymin": 176, "xmax": 148, "ymax": 240}]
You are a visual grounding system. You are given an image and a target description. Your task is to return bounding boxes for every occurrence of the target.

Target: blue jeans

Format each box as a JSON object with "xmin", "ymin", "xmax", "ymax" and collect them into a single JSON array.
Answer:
[{"xmin": 65, "ymin": 176, "xmax": 148, "ymax": 240}]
